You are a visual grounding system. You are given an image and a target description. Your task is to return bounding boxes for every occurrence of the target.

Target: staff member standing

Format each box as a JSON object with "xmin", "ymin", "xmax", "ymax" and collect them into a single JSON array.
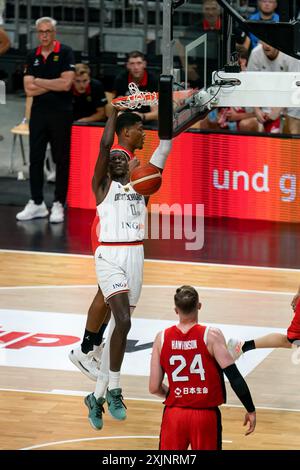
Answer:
[{"xmin": 16, "ymin": 17, "xmax": 75, "ymax": 223}]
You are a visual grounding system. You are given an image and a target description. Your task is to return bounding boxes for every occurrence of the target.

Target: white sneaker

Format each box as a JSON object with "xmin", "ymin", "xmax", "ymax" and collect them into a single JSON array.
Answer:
[
  {"xmin": 16, "ymin": 200, "xmax": 49, "ymax": 221},
  {"xmin": 49, "ymin": 201, "xmax": 64, "ymax": 223},
  {"xmin": 69, "ymin": 347, "xmax": 99, "ymax": 381},
  {"xmin": 227, "ymin": 338, "xmax": 244, "ymax": 360}
]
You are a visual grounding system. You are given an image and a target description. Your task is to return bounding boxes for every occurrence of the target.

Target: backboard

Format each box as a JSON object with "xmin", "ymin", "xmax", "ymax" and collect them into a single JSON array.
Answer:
[{"xmin": 159, "ymin": 0, "xmax": 222, "ymax": 139}]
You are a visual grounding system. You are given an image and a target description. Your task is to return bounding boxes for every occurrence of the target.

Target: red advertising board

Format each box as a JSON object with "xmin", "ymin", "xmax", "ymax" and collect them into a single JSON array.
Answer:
[{"xmin": 68, "ymin": 125, "xmax": 300, "ymax": 222}]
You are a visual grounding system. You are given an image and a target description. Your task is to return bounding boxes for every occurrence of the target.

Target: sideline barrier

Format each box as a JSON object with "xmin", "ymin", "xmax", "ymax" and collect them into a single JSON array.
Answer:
[{"xmin": 68, "ymin": 124, "xmax": 300, "ymax": 223}]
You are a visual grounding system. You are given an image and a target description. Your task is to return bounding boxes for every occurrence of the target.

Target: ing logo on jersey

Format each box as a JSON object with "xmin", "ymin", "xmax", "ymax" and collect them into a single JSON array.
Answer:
[
  {"xmin": 174, "ymin": 387, "xmax": 182, "ymax": 397},
  {"xmin": 112, "ymin": 282, "xmax": 127, "ymax": 289}
]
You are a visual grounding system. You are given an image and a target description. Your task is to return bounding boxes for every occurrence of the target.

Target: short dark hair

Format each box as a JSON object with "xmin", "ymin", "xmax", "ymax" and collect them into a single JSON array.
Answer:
[
  {"xmin": 127, "ymin": 50, "xmax": 145, "ymax": 61},
  {"xmin": 174, "ymin": 286, "xmax": 199, "ymax": 314},
  {"xmin": 115, "ymin": 112, "xmax": 142, "ymax": 136}
]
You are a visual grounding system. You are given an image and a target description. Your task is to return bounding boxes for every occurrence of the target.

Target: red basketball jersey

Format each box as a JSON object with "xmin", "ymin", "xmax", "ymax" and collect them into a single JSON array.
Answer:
[
  {"xmin": 160, "ymin": 324, "xmax": 225, "ymax": 408},
  {"xmin": 287, "ymin": 301, "xmax": 300, "ymax": 341}
]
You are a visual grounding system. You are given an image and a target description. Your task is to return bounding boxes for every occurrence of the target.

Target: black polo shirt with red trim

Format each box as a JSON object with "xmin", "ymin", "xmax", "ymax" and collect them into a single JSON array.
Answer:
[
  {"xmin": 24, "ymin": 41, "xmax": 75, "ymax": 111},
  {"xmin": 113, "ymin": 70, "xmax": 158, "ymax": 114},
  {"xmin": 72, "ymin": 78, "xmax": 107, "ymax": 121}
]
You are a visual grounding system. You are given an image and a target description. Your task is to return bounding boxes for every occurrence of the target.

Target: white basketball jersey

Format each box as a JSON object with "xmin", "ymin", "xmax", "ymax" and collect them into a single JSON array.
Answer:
[{"xmin": 96, "ymin": 180, "xmax": 146, "ymax": 243}]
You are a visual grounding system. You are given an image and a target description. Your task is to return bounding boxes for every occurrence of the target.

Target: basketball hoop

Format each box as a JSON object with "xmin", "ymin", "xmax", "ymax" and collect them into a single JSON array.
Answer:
[{"xmin": 111, "ymin": 82, "xmax": 158, "ymax": 109}]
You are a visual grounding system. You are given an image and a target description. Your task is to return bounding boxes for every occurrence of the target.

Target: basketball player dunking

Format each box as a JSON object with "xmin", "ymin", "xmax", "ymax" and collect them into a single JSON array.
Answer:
[
  {"xmin": 84, "ymin": 107, "xmax": 172, "ymax": 430},
  {"xmin": 69, "ymin": 113, "xmax": 144, "ymax": 382}
]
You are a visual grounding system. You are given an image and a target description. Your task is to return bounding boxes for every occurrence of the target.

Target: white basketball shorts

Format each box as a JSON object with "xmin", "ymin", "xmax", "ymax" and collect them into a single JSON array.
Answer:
[{"xmin": 94, "ymin": 244, "xmax": 144, "ymax": 307}]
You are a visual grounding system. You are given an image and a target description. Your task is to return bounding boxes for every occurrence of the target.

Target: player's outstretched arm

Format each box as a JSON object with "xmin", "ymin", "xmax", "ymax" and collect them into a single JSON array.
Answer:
[
  {"xmin": 209, "ymin": 327, "xmax": 256, "ymax": 436},
  {"xmin": 92, "ymin": 107, "xmax": 118, "ymax": 195}
]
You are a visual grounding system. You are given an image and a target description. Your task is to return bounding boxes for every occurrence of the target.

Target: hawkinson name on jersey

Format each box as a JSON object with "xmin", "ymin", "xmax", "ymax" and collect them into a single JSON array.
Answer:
[{"xmin": 171, "ymin": 340, "xmax": 198, "ymax": 350}]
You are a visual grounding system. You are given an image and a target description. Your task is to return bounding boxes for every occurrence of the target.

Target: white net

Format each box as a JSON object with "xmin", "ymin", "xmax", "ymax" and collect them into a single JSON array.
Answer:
[{"xmin": 112, "ymin": 82, "xmax": 158, "ymax": 109}]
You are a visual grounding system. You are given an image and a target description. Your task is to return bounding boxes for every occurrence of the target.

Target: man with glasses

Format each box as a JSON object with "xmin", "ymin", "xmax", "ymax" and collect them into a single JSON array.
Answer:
[{"xmin": 17, "ymin": 17, "xmax": 75, "ymax": 223}]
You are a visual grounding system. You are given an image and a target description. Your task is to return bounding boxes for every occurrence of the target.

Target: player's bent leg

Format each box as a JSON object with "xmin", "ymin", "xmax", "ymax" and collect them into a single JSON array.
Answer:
[
  {"xmin": 84, "ymin": 393, "xmax": 106, "ymax": 430},
  {"xmin": 105, "ymin": 293, "xmax": 131, "ymax": 420},
  {"xmin": 228, "ymin": 333, "xmax": 292, "ymax": 360},
  {"xmin": 106, "ymin": 388, "xmax": 127, "ymax": 421},
  {"xmin": 108, "ymin": 293, "xmax": 131, "ymax": 371},
  {"xmin": 69, "ymin": 288, "xmax": 110, "ymax": 380},
  {"xmin": 89, "ymin": 320, "xmax": 116, "ymax": 430},
  {"xmin": 86, "ymin": 288, "xmax": 108, "ymax": 332},
  {"xmin": 68, "ymin": 348, "xmax": 99, "ymax": 381}
]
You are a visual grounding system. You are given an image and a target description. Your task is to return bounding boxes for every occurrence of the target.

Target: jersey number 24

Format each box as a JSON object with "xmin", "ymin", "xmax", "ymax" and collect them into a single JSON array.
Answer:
[{"xmin": 170, "ymin": 354, "xmax": 205, "ymax": 382}]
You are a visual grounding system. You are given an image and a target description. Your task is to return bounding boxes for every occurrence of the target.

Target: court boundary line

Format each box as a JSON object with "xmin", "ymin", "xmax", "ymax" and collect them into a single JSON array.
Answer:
[
  {"xmin": 1, "ymin": 249, "xmax": 299, "ymax": 272},
  {"xmin": 21, "ymin": 435, "xmax": 159, "ymax": 450},
  {"xmin": 21, "ymin": 435, "xmax": 232, "ymax": 450},
  {"xmin": 1, "ymin": 387, "xmax": 300, "ymax": 413},
  {"xmin": 0, "ymin": 284, "xmax": 295, "ymax": 296}
]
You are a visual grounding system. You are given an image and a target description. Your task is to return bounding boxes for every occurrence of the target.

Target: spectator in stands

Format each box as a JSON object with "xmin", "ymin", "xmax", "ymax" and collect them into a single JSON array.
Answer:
[
  {"xmin": 201, "ymin": 0, "xmax": 221, "ymax": 30},
  {"xmin": 198, "ymin": 50, "xmax": 259, "ymax": 132},
  {"xmin": 216, "ymin": 51, "xmax": 259, "ymax": 132},
  {"xmin": 175, "ymin": 0, "xmax": 223, "ymax": 90},
  {"xmin": 247, "ymin": 41, "xmax": 300, "ymax": 134},
  {"xmin": 72, "ymin": 64, "xmax": 107, "ymax": 122},
  {"xmin": 112, "ymin": 50, "xmax": 158, "ymax": 125},
  {"xmin": 246, "ymin": 0, "xmax": 279, "ymax": 51},
  {"xmin": 16, "ymin": 17, "xmax": 75, "ymax": 223}
]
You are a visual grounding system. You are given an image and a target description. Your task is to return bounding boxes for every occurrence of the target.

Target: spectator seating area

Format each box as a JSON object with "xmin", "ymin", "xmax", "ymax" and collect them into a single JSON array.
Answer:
[{"xmin": 1, "ymin": 0, "xmax": 299, "ymax": 136}]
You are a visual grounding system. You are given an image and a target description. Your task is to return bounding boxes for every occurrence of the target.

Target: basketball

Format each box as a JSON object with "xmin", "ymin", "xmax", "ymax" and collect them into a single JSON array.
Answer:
[{"xmin": 130, "ymin": 163, "xmax": 162, "ymax": 196}]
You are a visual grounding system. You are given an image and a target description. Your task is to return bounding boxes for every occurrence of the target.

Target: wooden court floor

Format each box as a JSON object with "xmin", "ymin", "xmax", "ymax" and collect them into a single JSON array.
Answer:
[{"xmin": 0, "ymin": 250, "xmax": 300, "ymax": 450}]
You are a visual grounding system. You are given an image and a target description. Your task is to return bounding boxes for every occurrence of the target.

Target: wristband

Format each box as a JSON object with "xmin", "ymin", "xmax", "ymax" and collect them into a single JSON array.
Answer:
[{"xmin": 149, "ymin": 139, "xmax": 172, "ymax": 170}]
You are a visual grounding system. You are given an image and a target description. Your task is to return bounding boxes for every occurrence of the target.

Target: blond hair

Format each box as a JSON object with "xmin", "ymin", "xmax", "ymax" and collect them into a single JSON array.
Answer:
[{"xmin": 74, "ymin": 63, "xmax": 91, "ymax": 76}]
